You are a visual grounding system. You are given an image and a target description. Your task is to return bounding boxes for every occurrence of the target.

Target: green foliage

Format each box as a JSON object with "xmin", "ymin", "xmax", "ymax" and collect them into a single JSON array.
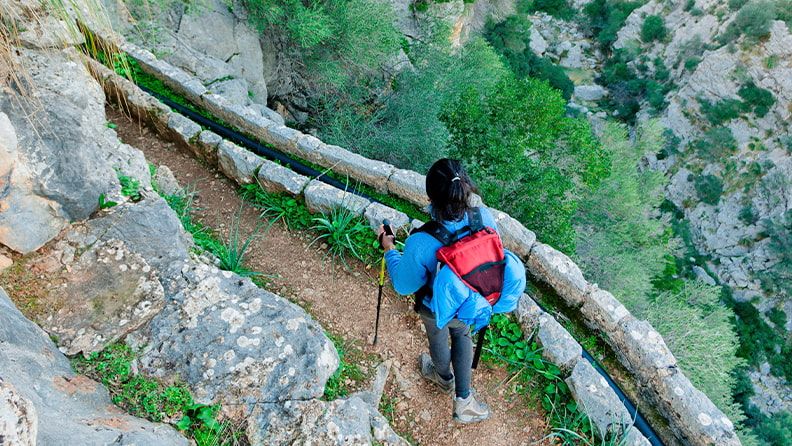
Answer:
[
  {"xmin": 574, "ymin": 121, "xmax": 672, "ymax": 310},
  {"xmin": 738, "ymin": 81, "xmax": 775, "ymax": 117},
  {"xmin": 524, "ymin": 0, "xmax": 574, "ymax": 19},
  {"xmin": 738, "ymin": 204, "xmax": 759, "ymax": 225},
  {"xmin": 441, "ymin": 76, "xmax": 609, "ymax": 253},
  {"xmin": 699, "ymin": 98, "xmax": 743, "ymax": 126},
  {"xmin": 729, "ymin": 0, "xmax": 749, "ymax": 9},
  {"xmin": 72, "ymin": 344, "xmax": 239, "ymax": 445},
  {"xmin": 684, "ymin": 57, "xmax": 702, "ymax": 71},
  {"xmin": 484, "ymin": 15, "xmax": 574, "ymax": 100},
  {"xmin": 692, "ymin": 127, "xmax": 738, "ymax": 162},
  {"xmin": 216, "ymin": 206, "xmax": 265, "ymax": 277},
  {"xmin": 644, "ymin": 281, "xmax": 748, "ymax": 424},
  {"xmin": 720, "ymin": 0, "xmax": 777, "ymax": 43},
  {"xmin": 323, "ymin": 333, "xmax": 366, "ymax": 400},
  {"xmin": 694, "ymin": 174, "xmax": 724, "ymax": 205},
  {"xmin": 640, "ymin": 15, "xmax": 667, "ymax": 42},
  {"xmin": 583, "ymin": 0, "xmax": 645, "ymax": 49},
  {"xmin": 117, "ymin": 170, "xmax": 142, "ymax": 201},
  {"xmin": 98, "ymin": 193, "xmax": 118, "ymax": 209},
  {"xmin": 240, "ymin": 184, "xmax": 314, "ymax": 230},
  {"xmin": 311, "ymin": 205, "xmax": 378, "ymax": 267},
  {"xmin": 598, "ymin": 49, "xmax": 673, "ymax": 121},
  {"xmin": 757, "ymin": 209, "xmax": 792, "ymax": 305}
]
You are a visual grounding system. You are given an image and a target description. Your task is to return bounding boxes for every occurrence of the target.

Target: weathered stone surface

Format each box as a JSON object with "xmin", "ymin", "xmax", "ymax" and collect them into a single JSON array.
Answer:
[
  {"xmin": 194, "ymin": 130, "xmax": 222, "ymax": 165},
  {"xmin": 529, "ymin": 25, "xmax": 547, "ymax": 55},
  {"xmin": 574, "ymin": 85, "xmax": 608, "ymax": 101},
  {"xmin": 0, "ymin": 378, "xmax": 36, "ymax": 446},
  {"xmin": 655, "ymin": 371, "xmax": 741, "ymax": 446},
  {"xmin": 527, "ymin": 243, "xmax": 590, "ymax": 307},
  {"xmin": 167, "ymin": 112, "xmax": 202, "ymax": 147},
  {"xmin": 0, "ymin": 254, "xmax": 12, "ymax": 271},
  {"xmin": 256, "ymin": 160, "xmax": 311, "ymax": 195},
  {"xmin": 292, "ymin": 133, "xmax": 325, "ymax": 163},
  {"xmin": 255, "ymin": 104, "xmax": 285, "ymax": 125},
  {"xmin": 566, "ymin": 359, "xmax": 635, "ymax": 438},
  {"xmin": 487, "ymin": 207, "xmax": 536, "ymax": 259},
  {"xmin": 316, "ymin": 144, "xmax": 396, "ymax": 192},
  {"xmin": 387, "ymin": 169, "xmax": 429, "ymax": 208},
  {"xmin": 0, "ymin": 287, "xmax": 189, "ymax": 446},
  {"xmin": 153, "ymin": 165, "xmax": 182, "ymax": 196},
  {"xmin": 364, "ymin": 202, "xmax": 410, "ymax": 234},
  {"xmin": 218, "ymin": 140, "xmax": 263, "ymax": 185},
  {"xmin": 536, "ymin": 313, "xmax": 582, "ymax": 372},
  {"xmin": 43, "ymin": 238, "xmax": 165, "ymax": 356},
  {"xmin": 581, "ymin": 287, "xmax": 630, "ymax": 333},
  {"xmin": 249, "ymin": 396, "xmax": 406, "ymax": 446},
  {"xmin": 124, "ymin": 43, "xmax": 208, "ymax": 104},
  {"xmin": 624, "ymin": 427, "xmax": 652, "ymax": 446},
  {"xmin": 514, "ymin": 293, "xmax": 545, "ymax": 335},
  {"xmin": 304, "ymin": 180, "xmax": 371, "ymax": 216},
  {"xmin": 610, "ymin": 316, "xmax": 677, "ymax": 381},
  {"xmin": 262, "ymin": 124, "xmax": 302, "ymax": 151}
]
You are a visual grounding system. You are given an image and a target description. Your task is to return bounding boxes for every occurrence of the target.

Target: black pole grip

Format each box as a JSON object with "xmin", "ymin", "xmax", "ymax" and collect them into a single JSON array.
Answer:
[{"xmin": 379, "ymin": 219, "xmax": 394, "ymax": 249}]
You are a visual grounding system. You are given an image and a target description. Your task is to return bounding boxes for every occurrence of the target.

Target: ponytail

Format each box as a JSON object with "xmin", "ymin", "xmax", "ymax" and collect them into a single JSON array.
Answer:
[{"xmin": 426, "ymin": 159, "xmax": 476, "ymax": 222}]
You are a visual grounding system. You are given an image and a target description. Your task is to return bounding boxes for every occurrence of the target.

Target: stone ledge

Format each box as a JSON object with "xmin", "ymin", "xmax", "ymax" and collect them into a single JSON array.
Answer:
[
  {"xmin": 303, "ymin": 180, "xmax": 371, "ymax": 216},
  {"xmin": 316, "ymin": 145, "xmax": 396, "ymax": 193},
  {"xmin": 566, "ymin": 359, "xmax": 638, "ymax": 439},
  {"xmin": 218, "ymin": 140, "xmax": 263, "ymax": 185},
  {"xmin": 363, "ymin": 203, "xmax": 410, "ymax": 234},
  {"xmin": 487, "ymin": 207, "xmax": 536, "ymax": 259},
  {"xmin": 386, "ymin": 169, "xmax": 429, "ymax": 208},
  {"xmin": 580, "ymin": 286, "xmax": 630, "ymax": 333},
  {"xmin": 257, "ymin": 161, "xmax": 311, "ymax": 196},
  {"xmin": 526, "ymin": 243, "xmax": 589, "ymax": 307}
]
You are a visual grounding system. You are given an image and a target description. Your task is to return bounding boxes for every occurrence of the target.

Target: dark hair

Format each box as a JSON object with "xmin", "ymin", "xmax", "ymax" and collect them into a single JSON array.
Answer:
[{"xmin": 426, "ymin": 158, "xmax": 476, "ymax": 222}]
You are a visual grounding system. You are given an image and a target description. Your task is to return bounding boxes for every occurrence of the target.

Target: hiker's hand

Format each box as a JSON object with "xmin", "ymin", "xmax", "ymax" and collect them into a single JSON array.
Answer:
[{"xmin": 377, "ymin": 225, "xmax": 395, "ymax": 251}]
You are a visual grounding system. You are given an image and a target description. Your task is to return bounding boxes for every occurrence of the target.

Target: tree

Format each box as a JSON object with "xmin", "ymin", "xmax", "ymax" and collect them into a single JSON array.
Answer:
[
  {"xmin": 441, "ymin": 77, "xmax": 609, "ymax": 252},
  {"xmin": 640, "ymin": 15, "xmax": 667, "ymax": 42}
]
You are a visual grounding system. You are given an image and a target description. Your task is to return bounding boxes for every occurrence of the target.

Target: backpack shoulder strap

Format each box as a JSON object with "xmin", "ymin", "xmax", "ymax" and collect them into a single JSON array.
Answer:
[
  {"xmin": 468, "ymin": 207, "xmax": 484, "ymax": 233},
  {"xmin": 411, "ymin": 221, "xmax": 455, "ymax": 246}
]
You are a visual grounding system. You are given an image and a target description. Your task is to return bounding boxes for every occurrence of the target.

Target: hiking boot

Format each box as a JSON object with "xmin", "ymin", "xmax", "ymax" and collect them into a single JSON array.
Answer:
[
  {"xmin": 419, "ymin": 352, "xmax": 454, "ymax": 395},
  {"xmin": 453, "ymin": 390, "xmax": 491, "ymax": 424}
]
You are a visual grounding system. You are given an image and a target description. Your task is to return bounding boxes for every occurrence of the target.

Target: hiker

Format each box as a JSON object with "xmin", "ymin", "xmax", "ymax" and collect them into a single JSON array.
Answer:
[{"xmin": 377, "ymin": 158, "xmax": 526, "ymax": 424}]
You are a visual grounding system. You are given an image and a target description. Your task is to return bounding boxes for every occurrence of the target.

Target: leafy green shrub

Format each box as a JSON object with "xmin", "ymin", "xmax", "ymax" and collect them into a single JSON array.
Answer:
[
  {"xmin": 441, "ymin": 76, "xmax": 609, "ymax": 253},
  {"xmin": 699, "ymin": 97, "xmax": 743, "ymax": 125},
  {"xmin": 116, "ymin": 170, "xmax": 142, "ymax": 201},
  {"xmin": 583, "ymin": 0, "xmax": 645, "ymax": 49},
  {"xmin": 311, "ymin": 206, "xmax": 378, "ymax": 267},
  {"xmin": 684, "ymin": 56, "xmax": 702, "ymax": 71},
  {"xmin": 738, "ymin": 204, "xmax": 759, "ymax": 225},
  {"xmin": 694, "ymin": 174, "xmax": 724, "ymax": 205},
  {"xmin": 72, "ymin": 344, "xmax": 238, "ymax": 445},
  {"xmin": 692, "ymin": 127, "xmax": 738, "ymax": 161},
  {"xmin": 684, "ymin": 0, "xmax": 696, "ymax": 11},
  {"xmin": 323, "ymin": 333, "xmax": 366, "ymax": 400},
  {"xmin": 758, "ymin": 209, "xmax": 792, "ymax": 304},
  {"xmin": 729, "ymin": 0, "xmax": 749, "ymax": 9},
  {"xmin": 640, "ymin": 15, "xmax": 667, "ymax": 42},
  {"xmin": 240, "ymin": 184, "xmax": 314, "ymax": 230},
  {"xmin": 738, "ymin": 81, "xmax": 775, "ymax": 117},
  {"xmin": 526, "ymin": 0, "xmax": 574, "ymax": 19},
  {"xmin": 721, "ymin": 0, "xmax": 777, "ymax": 43}
]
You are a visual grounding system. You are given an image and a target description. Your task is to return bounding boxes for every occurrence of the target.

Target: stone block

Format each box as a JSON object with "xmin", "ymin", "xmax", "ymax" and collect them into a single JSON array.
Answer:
[
  {"xmin": 655, "ymin": 372, "xmax": 740, "ymax": 446},
  {"xmin": 167, "ymin": 112, "xmax": 201, "ymax": 147},
  {"xmin": 217, "ymin": 140, "xmax": 263, "ymax": 185},
  {"xmin": 303, "ymin": 180, "xmax": 371, "ymax": 216},
  {"xmin": 317, "ymin": 145, "xmax": 396, "ymax": 192},
  {"xmin": 487, "ymin": 207, "xmax": 536, "ymax": 259},
  {"xmin": 363, "ymin": 203, "xmax": 410, "ymax": 234},
  {"xmin": 194, "ymin": 130, "xmax": 222, "ymax": 165},
  {"xmin": 566, "ymin": 359, "xmax": 633, "ymax": 438},
  {"xmin": 611, "ymin": 316, "xmax": 677, "ymax": 381},
  {"xmin": 623, "ymin": 427, "xmax": 651, "ymax": 446},
  {"xmin": 527, "ymin": 243, "xmax": 589, "ymax": 307},
  {"xmin": 536, "ymin": 313, "xmax": 582, "ymax": 372},
  {"xmin": 514, "ymin": 293, "xmax": 545, "ymax": 335},
  {"xmin": 292, "ymin": 134, "xmax": 325, "ymax": 163},
  {"xmin": 257, "ymin": 160, "xmax": 311, "ymax": 195},
  {"xmin": 153, "ymin": 165, "xmax": 182, "ymax": 197},
  {"xmin": 580, "ymin": 286, "xmax": 630, "ymax": 333},
  {"xmin": 387, "ymin": 169, "xmax": 429, "ymax": 208},
  {"xmin": 262, "ymin": 125, "xmax": 301, "ymax": 152}
]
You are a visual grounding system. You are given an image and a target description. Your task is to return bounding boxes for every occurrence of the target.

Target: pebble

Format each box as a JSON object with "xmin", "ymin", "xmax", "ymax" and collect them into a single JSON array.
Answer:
[{"xmin": 0, "ymin": 254, "xmax": 12, "ymax": 271}]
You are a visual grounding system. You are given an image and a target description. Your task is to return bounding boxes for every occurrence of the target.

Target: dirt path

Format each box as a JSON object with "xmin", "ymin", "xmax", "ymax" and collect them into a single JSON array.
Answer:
[{"xmin": 108, "ymin": 106, "xmax": 551, "ymax": 446}]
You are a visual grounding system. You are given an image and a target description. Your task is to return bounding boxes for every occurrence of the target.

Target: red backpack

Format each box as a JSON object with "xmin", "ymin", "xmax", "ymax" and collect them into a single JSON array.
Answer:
[{"xmin": 412, "ymin": 207, "xmax": 506, "ymax": 309}]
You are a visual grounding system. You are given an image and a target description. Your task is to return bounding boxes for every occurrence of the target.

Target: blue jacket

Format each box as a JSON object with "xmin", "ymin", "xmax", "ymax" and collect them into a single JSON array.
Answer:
[{"xmin": 384, "ymin": 207, "xmax": 526, "ymax": 330}]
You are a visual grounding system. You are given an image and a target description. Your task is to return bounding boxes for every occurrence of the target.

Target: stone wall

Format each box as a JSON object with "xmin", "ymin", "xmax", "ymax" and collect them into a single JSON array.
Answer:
[{"xmin": 88, "ymin": 36, "xmax": 741, "ymax": 445}]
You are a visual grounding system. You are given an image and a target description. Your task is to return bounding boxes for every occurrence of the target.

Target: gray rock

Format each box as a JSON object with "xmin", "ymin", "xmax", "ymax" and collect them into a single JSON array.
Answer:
[
  {"xmin": 218, "ymin": 140, "xmax": 264, "ymax": 185},
  {"xmin": 0, "ymin": 254, "xmax": 12, "ymax": 272},
  {"xmin": 655, "ymin": 371, "xmax": 740, "ymax": 446},
  {"xmin": 167, "ymin": 112, "xmax": 202, "ymax": 147},
  {"xmin": 514, "ymin": 293, "xmax": 545, "ymax": 335},
  {"xmin": 256, "ymin": 160, "xmax": 311, "ymax": 195},
  {"xmin": 304, "ymin": 180, "xmax": 371, "ymax": 216},
  {"xmin": 252, "ymin": 104, "xmax": 286, "ymax": 125},
  {"xmin": 487, "ymin": 207, "xmax": 536, "ymax": 259},
  {"xmin": 536, "ymin": 312, "xmax": 582, "ymax": 372},
  {"xmin": 209, "ymin": 78, "xmax": 250, "ymax": 105},
  {"xmin": 692, "ymin": 266, "xmax": 717, "ymax": 286},
  {"xmin": 292, "ymin": 133, "xmax": 325, "ymax": 163},
  {"xmin": 364, "ymin": 202, "xmax": 410, "ymax": 234},
  {"xmin": 352, "ymin": 362, "xmax": 391, "ymax": 408},
  {"xmin": 527, "ymin": 243, "xmax": 590, "ymax": 307},
  {"xmin": 580, "ymin": 287, "xmax": 630, "ymax": 333},
  {"xmin": 153, "ymin": 165, "xmax": 182, "ymax": 196},
  {"xmin": 387, "ymin": 169, "xmax": 429, "ymax": 208},
  {"xmin": 624, "ymin": 427, "xmax": 652, "ymax": 446},
  {"xmin": 0, "ymin": 287, "xmax": 189, "ymax": 446},
  {"xmin": 262, "ymin": 124, "xmax": 302, "ymax": 152},
  {"xmin": 42, "ymin": 238, "xmax": 165, "ymax": 356},
  {"xmin": 0, "ymin": 378, "xmax": 36, "ymax": 446},
  {"xmin": 316, "ymin": 144, "xmax": 396, "ymax": 192},
  {"xmin": 529, "ymin": 26, "xmax": 548, "ymax": 55},
  {"xmin": 610, "ymin": 316, "xmax": 677, "ymax": 381},
  {"xmin": 566, "ymin": 359, "xmax": 635, "ymax": 437},
  {"xmin": 574, "ymin": 85, "xmax": 608, "ymax": 101},
  {"xmin": 194, "ymin": 130, "xmax": 222, "ymax": 165}
]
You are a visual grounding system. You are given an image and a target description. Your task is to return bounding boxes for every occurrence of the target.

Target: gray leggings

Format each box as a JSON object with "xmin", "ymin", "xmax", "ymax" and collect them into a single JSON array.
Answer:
[{"xmin": 419, "ymin": 310, "xmax": 473, "ymax": 399}]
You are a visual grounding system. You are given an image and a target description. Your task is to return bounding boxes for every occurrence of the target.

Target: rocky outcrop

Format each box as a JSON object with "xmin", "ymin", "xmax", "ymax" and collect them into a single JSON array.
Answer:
[{"xmin": 0, "ymin": 287, "xmax": 190, "ymax": 445}]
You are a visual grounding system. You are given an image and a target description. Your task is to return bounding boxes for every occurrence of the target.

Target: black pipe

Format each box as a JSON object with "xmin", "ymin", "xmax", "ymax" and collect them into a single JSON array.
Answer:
[
  {"xmin": 139, "ymin": 83, "xmax": 664, "ymax": 445},
  {"xmin": 139, "ymin": 85, "xmax": 378, "ymax": 204}
]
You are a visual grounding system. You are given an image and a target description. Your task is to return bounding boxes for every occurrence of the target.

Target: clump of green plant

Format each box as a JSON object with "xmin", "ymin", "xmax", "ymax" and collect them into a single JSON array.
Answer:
[
  {"xmin": 98, "ymin": 193, "xmax": 118, "ymax": 209},
  {"xmin": 323, "ymin": 333, "xmax": 367, "ymax": 400},
  {"xmin": 738, "ymin": 81, "xmax": 775, "ymax": 117},
  {"xmin": 215, "ymin": 206, "xmax": 265, "ymax": 277},
  {"xmin": 692, "ymin": 127, "xmax": 738, "ymax": 162},
  {"xmin": 240, "ymin": 184, "xmax": 314, "ymax": 230},
  {"xmin": 719, "ymin": 0, "xmax": 777, "ymax": 43},
  {"xmin": 640, "ymin": 15, "xmax": 667, "ymax": 42},
  {"xmin": 116, "ymin": 169, "xmax": 142, "ymax": 201},
  {"xmin": 522, "ymin": 0, "xmax": 575, "ymax": 20},
  {"xmin": 311, "ymin": 205, "xmax": 378, "ymax": 268},
  {"xmin": 693, "ymin": 174, "xmax": 724, "ymax": 205},
  {"xmin": 72, "ymin": 343, "xmax": 242, "ymax": 445},
  {"xmin": 582, "ymin": 0, "xmax": 645, "ymax": 49},
  {"xmin": 699, "ymin": 97, "xmax": 744, "ymax": 126},
  {"xmin": 598, "ymin": 49, "xmax": 674, "ymax": 121}
]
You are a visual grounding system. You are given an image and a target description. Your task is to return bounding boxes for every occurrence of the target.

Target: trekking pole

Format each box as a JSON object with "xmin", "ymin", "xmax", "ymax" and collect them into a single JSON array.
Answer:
[
  {"xmin": 373, "ymin": 219, "xmax": 393, "ymax": 345},
  {"xmin": 472, "ymin": 325, "xmax": 488, "ymax": 369}
]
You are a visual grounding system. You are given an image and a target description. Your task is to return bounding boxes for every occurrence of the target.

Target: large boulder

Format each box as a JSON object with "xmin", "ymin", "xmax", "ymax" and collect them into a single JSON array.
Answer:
[{"xmin": 0, "ymin": 287, "xmax": 189, "ymax": 446}]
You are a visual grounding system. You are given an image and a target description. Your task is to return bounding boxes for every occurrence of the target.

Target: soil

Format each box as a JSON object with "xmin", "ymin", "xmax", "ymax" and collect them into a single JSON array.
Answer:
[{"xmin": 107, "ymin": 106, "xmax": 552, "ymax": 446}]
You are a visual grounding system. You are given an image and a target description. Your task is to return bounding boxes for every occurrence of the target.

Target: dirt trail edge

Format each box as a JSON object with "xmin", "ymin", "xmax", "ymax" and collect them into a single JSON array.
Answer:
[{"xmin": 108, "ymin": 106, "xmax": 550, "ymax": 446}]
